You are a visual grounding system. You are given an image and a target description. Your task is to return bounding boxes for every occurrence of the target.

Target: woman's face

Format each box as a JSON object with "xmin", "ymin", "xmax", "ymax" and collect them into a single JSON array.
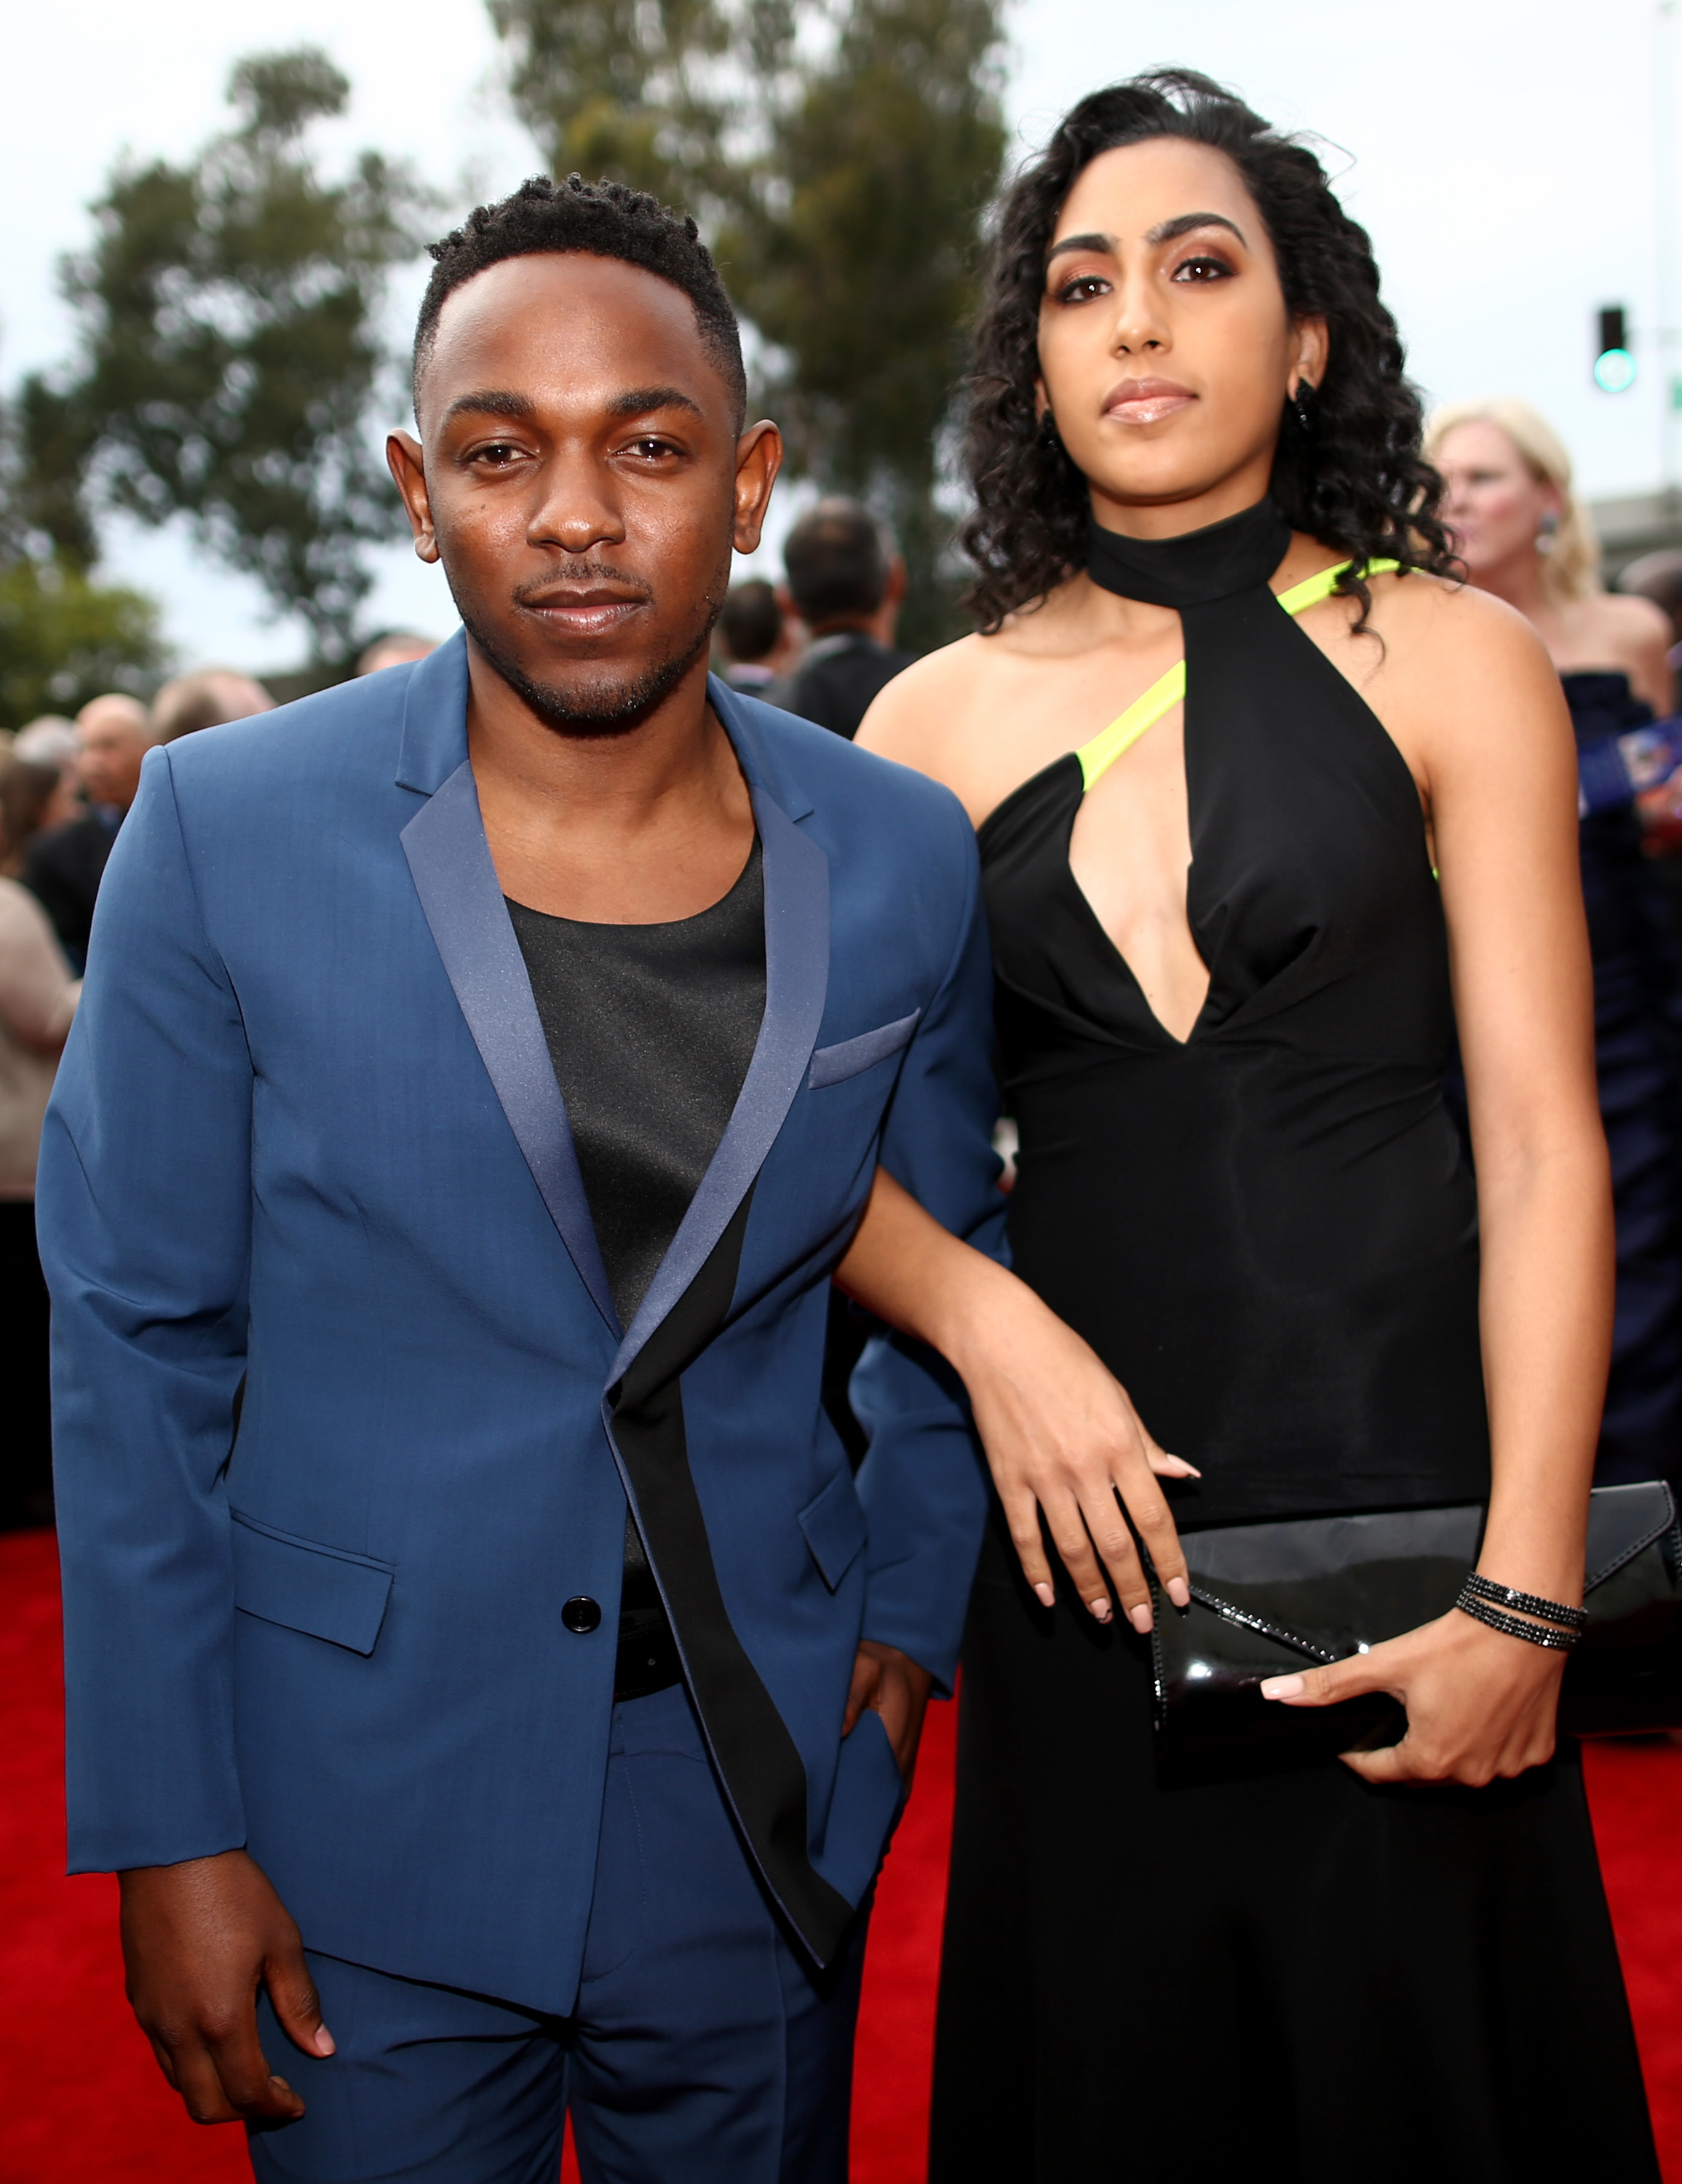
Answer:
[
  {"xmin": 1433, "ymin": 419, "xmax": 1559, "ymax": 581},
  {"xmin": 1035, "ymin": 137, "xmax": 1325, "ymax": 530}
]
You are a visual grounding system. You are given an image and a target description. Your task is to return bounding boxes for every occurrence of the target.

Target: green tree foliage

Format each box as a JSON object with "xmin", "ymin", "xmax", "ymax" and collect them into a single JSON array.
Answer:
[
  {"xmin": 491, "ymin": 0, "xmax": 1006, "ymax": 647},
  {"xmin": 0, "ymin": 558, "xmax": 164, "ymax": 734},
  {"xmin": 36, "ymin": 50, "xmax": 432, "ymax": 659}
]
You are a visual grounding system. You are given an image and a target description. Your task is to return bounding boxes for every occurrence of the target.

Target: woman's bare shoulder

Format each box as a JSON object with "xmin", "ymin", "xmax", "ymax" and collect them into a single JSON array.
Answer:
[{"xmin": 856, "ymin": 633, "xmax": 1001, "ymax": 767}]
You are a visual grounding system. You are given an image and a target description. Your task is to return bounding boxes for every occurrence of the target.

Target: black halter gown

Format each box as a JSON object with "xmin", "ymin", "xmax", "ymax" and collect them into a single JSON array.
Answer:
[{"xmin": 928, "ymin": 502, "xmax": 1658, "ymax": 2184}]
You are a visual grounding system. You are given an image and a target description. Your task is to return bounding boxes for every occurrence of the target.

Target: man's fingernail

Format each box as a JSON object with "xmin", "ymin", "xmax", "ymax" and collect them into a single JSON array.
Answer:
[
  {"xmin": 316, "ymin": 2028, "xmax": 336, "ymax": 2055},
  {"xmin": 1033, "ymin": 1583, "xmax": 1055, "ymax": 1608},
  {"xmin": 1128, "ymin": 1603, "xmax": 1153, "ymax": 1634},
  {"xmin": 1261, "ymin": 1675, "xmax": 1304, "ymax": 1700},
  {"xmin": 1167, "ymin": 1577, "xmax": 1191, "ymax": 1609}
]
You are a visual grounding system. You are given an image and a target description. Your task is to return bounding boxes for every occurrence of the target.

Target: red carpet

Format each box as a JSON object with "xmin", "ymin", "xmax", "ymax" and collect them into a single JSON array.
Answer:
[{"xmin": 1, "ymin": 1522, "xmax": 1675, "ymax": 2180}]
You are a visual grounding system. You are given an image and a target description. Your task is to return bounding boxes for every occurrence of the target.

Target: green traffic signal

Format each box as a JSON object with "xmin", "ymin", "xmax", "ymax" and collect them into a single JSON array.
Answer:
[{"xmin": 1595, "ymin": 305, "xmax": 1637, "ymax": 392}]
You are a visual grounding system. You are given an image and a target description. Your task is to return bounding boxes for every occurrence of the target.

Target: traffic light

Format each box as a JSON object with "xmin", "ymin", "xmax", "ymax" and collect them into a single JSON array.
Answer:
[{"xmin": 1594, "ymin": 306, "xmax": 1637, "ymax": 392}]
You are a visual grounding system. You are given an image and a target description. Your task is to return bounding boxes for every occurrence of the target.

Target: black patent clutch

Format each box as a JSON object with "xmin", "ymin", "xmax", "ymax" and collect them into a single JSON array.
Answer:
[{"xmin": 1149, "ymin": 1480, "xmax": 1682, "ymax": 1770}]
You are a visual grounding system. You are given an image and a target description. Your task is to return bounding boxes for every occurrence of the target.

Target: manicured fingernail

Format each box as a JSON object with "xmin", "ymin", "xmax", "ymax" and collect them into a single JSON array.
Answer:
[
  {"xmin": 316, "ymin": 2027, "xmax": 336, "ymax": 2055},
  {"xmin": 1033, "ymin": 1583, "xmax": 1055, "ymax": 1608},
  {"xmin": 1089, "ymin": 1597, "xmax": 1112, "ymax": 1623},
  {"xmin": 1128, "ymin": 1603, "xmax": 1153, "ymax": 1634},
  {"xmin": 1261, "ymin": 1675, "xmax": 1304, "ymax": 1700},
  {"xmin": 1167, "ymin": 1577, "xmax": 1191, "ymax": 1609}
]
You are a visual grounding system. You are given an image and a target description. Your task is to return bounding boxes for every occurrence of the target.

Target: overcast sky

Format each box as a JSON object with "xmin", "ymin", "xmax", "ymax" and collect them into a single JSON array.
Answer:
[{"xmin": 3, "ymin": 0, "xmax": 1678, "ymax": 668}]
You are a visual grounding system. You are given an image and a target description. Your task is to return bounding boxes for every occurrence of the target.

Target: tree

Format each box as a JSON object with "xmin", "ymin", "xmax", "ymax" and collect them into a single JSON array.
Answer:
[
  {"xmin": 0, "ymin": 558, "xmax": 164, "ymax": 733},
  {"xmin": 491, "ymin": 0, "xmax": 1005, "ymax": 647},
  {"xmin": 33, "ymin": 50, "xmax": 432, "ymax": 660}
]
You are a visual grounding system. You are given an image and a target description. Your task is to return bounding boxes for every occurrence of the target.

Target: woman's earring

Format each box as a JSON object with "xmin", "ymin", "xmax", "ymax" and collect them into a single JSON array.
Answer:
[
  {"xmin": 1536, "ymin": 510, "xmax": 1560, "ymax": 556},
  {"xmin": 1290, "ymin": 380, "xmax": 1317, "ymax": 434},
  {"xmin": 1038, "ymin": 409, "xmax": 1061, "ymax": 448}
]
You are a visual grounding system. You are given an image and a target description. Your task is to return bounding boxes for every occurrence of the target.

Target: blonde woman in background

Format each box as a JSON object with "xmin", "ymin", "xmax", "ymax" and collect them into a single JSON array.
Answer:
[{"xmin": 1432, "ymin": 398, "xmax": 1682, "ymax": 1495}]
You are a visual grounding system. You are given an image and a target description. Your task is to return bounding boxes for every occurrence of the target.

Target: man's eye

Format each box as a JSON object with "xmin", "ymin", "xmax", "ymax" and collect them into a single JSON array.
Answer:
[
  {"xmin": 625, "ymin": 437, "xmax": 679, "ymax": 459},
  {"xmin": 1172, "ymin": 255, "xmax": 1234, "ymax": 283},
  {"xmin": 472, "ymin": 441, "xmax": 522, "ymax": 465}
]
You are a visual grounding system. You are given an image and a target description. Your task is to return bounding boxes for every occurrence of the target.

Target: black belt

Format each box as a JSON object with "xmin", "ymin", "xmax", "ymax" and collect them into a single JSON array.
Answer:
[{"xmin": 614, "ymin": 1603, "xmax": 683, "ymax": 1701}]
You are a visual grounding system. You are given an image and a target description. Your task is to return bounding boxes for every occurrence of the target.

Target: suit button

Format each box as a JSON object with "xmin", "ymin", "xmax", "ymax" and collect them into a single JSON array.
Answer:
[{"xmin": 563, "ymin": 1596, "xmax": 602, "ymax": 1634}]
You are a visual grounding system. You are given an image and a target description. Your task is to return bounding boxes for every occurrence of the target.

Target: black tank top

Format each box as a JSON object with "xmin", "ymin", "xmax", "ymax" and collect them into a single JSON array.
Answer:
[{"xmin": 979, "ymin": 501, "xmax": 1490, "ymax": 1526}]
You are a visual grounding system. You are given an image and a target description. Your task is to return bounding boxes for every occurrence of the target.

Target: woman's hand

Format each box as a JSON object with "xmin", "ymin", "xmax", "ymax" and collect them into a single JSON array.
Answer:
[
  {"xmin": 1259, "ymin": 1608, "xmax": 1566, "ymax": 1785},
  {"xmin": 950, "ymin": 1278, "xmax": 1197, "ymax": 1631},
  {"xmin": 834, "ymin": 1166, "xmax": 1195, "ymax": 1631}
]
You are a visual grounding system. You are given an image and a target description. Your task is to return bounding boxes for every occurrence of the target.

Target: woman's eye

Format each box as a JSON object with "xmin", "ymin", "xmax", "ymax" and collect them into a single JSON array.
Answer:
[
  {"xmin": 1052, "ymin": 273, "xmax": 1111, "ymax": 305},
  {"xmin": 1171, "ymin": 254, "xmax": 1234, "ymax": 283}
]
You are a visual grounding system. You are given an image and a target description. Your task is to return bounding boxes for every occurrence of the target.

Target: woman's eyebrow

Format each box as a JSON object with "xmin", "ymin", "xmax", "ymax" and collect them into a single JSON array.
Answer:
[
  {"xmin": 1045, "ymin": 210, "xmax": 1249, "ymax": 270},
  {"xmin": 1146, "ymin": 211, "xmax": 1247, "ymax": 248}
]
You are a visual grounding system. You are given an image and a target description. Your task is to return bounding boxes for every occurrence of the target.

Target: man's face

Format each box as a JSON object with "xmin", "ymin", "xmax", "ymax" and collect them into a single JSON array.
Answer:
[
  {"xmin": 76, "ymin": 700, "xmax": 150, "ymax": 812},
  {"xmin": 392, "ymin": 253, "xmax": 779, "ymax": 734}
]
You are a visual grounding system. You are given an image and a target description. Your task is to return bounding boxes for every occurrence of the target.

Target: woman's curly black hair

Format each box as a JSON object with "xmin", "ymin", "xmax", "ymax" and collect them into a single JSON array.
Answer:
[{"xmin": 961, "ymin": 71, "xmax": 1456, "ymax": 632}]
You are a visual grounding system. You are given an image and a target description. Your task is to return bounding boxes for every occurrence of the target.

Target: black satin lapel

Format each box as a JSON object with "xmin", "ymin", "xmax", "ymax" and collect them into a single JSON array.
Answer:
[
  {"xmin": 606, "ymin": 1188, "xmax": 856, "ymax": 1968},
  {"xmin": 401, "ymin": 761, "xmax": 619, "ymax": 1335}
]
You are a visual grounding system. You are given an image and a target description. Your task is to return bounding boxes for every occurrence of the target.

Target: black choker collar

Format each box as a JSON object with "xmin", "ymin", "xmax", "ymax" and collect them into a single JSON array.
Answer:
[{"xmin": 1086, "ymin": 500, "xmax": 1291, "ymax": 609}]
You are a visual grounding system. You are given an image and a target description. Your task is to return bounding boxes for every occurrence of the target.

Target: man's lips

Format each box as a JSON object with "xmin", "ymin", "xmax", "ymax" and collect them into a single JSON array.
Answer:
[
  {"xmin": 517, "ymin": 587, "xmax": 651, "ymax": 638},
  {"xmin": 1103, "ymin": 377, "xmax": 1197, "ymax": 426}
]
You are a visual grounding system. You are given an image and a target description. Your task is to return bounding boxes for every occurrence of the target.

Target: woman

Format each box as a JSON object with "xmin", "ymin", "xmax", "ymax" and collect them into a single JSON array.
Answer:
[
  {"xmin": 1430, "ymin": 400, "xmax": 1682, "ymax": 1492},
  {"xmin": 0, "ymin": 754, "xmax": 80, "ymax": 1526},
  {"xmin": 846, "ymin": 70, "xmax": 1657, "ymax": 2182}
]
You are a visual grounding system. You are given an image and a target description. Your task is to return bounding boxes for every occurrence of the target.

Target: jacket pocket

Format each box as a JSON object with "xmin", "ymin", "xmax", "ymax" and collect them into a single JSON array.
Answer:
[
  {"xmin": 809, "ymin": 1009, "xmax": 921, "ymax": 1090},
  {"xmin": 798, "ymin": 1468, "xmax": 868, "ymax": 1591},
  {"xmin": 230, "ymin": 1511, "xmax": 394, "ymax": 1656}
]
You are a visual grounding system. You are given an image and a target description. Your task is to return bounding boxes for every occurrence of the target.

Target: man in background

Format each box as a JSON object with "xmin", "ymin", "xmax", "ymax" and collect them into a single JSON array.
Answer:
[
  {"xmin": 714, "ymin": 579, "xmax": 790, "ymax": 692},
  {"xmin": 357, "ymin": 631, "xmax": 438, "ymax": 676},
  {"xmin": 767, "ymin": 499, "xmax": 912, "ymax": 739},
  {"xmin": 22, "ymin": 693, "xmax": 151, "ymax": 972},
  {"xmin": 151, "ymin": 668, "xmax": 274, "ymax": 744}
]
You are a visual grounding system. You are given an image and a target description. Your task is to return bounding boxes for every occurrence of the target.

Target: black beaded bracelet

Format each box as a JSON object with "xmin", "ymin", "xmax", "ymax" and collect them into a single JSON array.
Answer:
[
  {"xmin": 1461, "ymin": 1572, "xmax": 1587, "ymax": 1631},
  {"xmin": 1454, "ymin": 1585, "xmax": 1581, "ymax": 1650}
]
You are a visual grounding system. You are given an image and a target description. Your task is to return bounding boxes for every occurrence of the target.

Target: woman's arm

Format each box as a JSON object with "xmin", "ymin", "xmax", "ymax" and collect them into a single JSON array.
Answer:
[
  {"xmin": 1268, "ymin": 582, "xmax": 1611, "ymax": 1783},
  {"xmin": 0, "ymin": 881, "xmax": 79, "ymax": 1053},
  {"xmin": 836, "ymin": 1167, "xmax": 1194, "ymax": 1630}
]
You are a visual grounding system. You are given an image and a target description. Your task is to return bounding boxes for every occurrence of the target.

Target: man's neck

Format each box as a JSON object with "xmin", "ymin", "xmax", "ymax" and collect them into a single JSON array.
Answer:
[{"xmin": 465, "ymin": 644, "xmax": 756, "ymax": 925}]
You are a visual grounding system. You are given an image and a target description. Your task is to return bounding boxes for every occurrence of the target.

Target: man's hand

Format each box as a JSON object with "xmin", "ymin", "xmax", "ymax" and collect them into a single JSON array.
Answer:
[
  {"xmin": 119, "ymin": 1848, "xmax": 334, "ymax": 2124},
  {"xmin": 842, "ymin": 1639, "xmax": 935, "ymax": 1782}
]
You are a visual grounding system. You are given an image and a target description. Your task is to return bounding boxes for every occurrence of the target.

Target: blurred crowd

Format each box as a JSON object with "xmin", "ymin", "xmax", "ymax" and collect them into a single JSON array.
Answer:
[{"xmin": 10, "ymin": 453, "xmax": 1682, "ymax": 1532}]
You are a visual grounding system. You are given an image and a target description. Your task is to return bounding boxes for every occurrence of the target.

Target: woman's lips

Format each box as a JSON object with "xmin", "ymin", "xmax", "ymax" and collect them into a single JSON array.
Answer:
[{"xmin": 1103, "ymin": 379, "xmax": 1196, "ymax": 426}]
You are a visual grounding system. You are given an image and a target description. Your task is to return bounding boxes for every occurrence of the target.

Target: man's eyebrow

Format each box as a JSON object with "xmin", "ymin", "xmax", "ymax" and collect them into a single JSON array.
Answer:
[
  {"xmin": 442, "ymin": 389, "xmax": 536, "ymax": 424},
  {"xmin": 1044, "ymin": 211, "xmax": 1249, "ymax": 269},
  {"xmin": 606, "ymin": 385, "xmax": 704, "ymax": 419}
]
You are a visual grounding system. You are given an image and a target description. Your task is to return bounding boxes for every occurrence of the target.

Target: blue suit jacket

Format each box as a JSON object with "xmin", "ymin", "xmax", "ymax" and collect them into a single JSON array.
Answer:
[{"xmin": 39, "ymin": 636, "xmax": 1004, "ymax": 2013}]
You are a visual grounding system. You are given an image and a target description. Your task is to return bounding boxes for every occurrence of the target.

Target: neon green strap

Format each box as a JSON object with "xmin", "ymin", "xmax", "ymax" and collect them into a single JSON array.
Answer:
[{"xmin": 1075, "ymin": 558, "xmax": 1402, "ymax": 790}]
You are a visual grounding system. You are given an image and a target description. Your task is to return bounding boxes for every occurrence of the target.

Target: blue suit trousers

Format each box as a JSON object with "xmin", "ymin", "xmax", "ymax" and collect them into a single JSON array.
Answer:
[{"xmin": 247, "ymin": 1685, "xmax": 870, "ymax": 2183}]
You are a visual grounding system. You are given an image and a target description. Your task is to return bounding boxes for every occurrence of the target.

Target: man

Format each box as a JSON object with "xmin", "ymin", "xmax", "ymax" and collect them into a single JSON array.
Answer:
[
  {"xmin": 22, "ymin": 692, "xmax": 151, "ymax": 970},
  {"xmin": 151, "ymin": 668, "xmax": 275, "ymax": 743},
  {"xmin": 766, "ymin": 498, "xmax": 914, "ymax": 738},
  {"xmin": 357, "ymin": 630, "xmax": 439, "ymax": 676},
  {"xmin": 714, "ymin": 577, "xmax": 788, "ymax": 692},
  {"xmin": 41, "ymin": 175, "xmax": 1001, "ymax": 2181}
]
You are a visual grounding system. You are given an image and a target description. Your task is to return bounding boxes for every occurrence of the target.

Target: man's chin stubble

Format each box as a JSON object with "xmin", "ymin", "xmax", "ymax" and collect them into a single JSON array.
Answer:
[{"xmin": 459, "ymin": 609, "xmax": 715, "ymax": 740}]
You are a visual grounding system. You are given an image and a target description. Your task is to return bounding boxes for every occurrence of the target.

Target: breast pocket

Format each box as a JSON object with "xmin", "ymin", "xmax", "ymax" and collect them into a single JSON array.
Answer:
[{"xmin": 809, "ymin": 1009, "xmax": 921, "ymax": 1090}]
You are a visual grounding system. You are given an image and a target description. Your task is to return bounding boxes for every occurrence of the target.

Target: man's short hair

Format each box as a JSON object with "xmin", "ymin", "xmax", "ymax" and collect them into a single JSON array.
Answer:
[
  {"xmin": 782, "ymin": 499, "xmax": 889, "ymax": 625},
  {"xmin": 151, "ymin": 670, "xmax": 274, "ymax": 745},
  {"xmin": 414, "ymin": 175, "xmax": 747, "ymax": 427},
  {"xmin": 718, "ymin": 581, "xmax": 782, "ymax": 665}
]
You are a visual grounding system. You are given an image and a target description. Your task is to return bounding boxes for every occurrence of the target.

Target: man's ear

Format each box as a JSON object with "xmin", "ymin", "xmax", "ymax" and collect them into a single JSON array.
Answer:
[
  {"xmin": 884, "ymin": 555, "xmax": 908, "ymax": 606},
  {"xmin": 731, "ymin": 421, "xmax": 784, "ymax": 555},
  {"xmin": 386, "ymin": 432, "xmax": 440, "ymax": 564}
]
